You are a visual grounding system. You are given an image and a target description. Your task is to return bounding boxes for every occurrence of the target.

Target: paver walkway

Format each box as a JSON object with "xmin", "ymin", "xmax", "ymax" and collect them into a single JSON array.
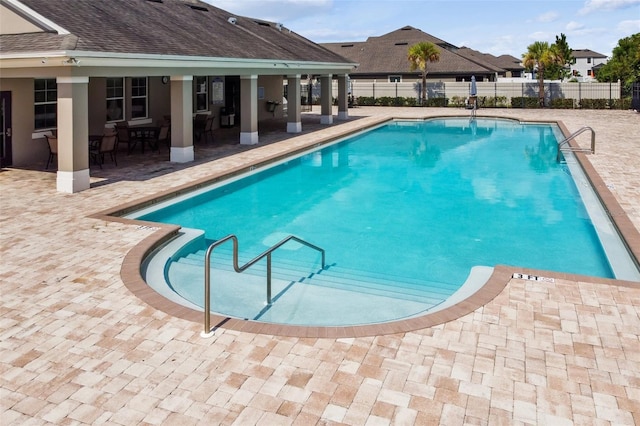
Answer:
[{"xmin": 1, "ymin": 107, "xmax": 639, "ymax": 425}]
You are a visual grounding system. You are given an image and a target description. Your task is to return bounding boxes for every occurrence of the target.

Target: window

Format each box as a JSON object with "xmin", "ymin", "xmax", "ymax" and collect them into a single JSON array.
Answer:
[
  {"xmin": 106, "ymin": 78, "xmax": 124, "ymax": 122},
  {"xmin": 131, "ymin": 77, "xmax": 148, "ymax": 119},
  {"xmin": 195, "ymin": 76, "xmax": 208, "ymax": 112},
  {"xmin": 389, "ymin": 75, "xmax": 402, "ymax": 83},
  {"xmin": 587, "ymin": 58, "xmax": 591, "ymax": 64},
  {"xmin": 587, "ymin": 69, "xmax": 593, "ymax": 76},
  {"xmin": 34, "ymin": 78, "xmax": 57, "ymax": 129}
]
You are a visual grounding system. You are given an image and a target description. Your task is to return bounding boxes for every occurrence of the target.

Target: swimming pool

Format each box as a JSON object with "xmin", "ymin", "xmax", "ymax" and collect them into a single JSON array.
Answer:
[{"xmin": 129, "ymin": 117, "xmax": 639, "ymax": 326}]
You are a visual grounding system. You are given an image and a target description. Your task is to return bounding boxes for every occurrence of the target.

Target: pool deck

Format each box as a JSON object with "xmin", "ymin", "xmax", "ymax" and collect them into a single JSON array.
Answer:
[{"xmin": 1, "ymin": 107, "xmax": 639, "ymax": 425}]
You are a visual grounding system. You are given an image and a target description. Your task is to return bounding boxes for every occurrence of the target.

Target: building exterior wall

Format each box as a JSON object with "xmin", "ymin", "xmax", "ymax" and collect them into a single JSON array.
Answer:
[{"xmin": 572, "ymin": 57, "xmax": 608, "ymax": 80}]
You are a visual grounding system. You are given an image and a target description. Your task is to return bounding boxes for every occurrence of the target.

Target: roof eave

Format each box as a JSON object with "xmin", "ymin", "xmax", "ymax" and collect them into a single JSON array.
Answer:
[{"xmin": 0, "ymin": 50, "xmax": 357, "ymax": 72}]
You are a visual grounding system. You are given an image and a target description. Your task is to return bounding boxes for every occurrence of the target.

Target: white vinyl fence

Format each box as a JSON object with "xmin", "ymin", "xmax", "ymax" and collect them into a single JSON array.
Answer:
[{"xmin": 304, "ymin": 81, "xmax": 622, "ymax": 108}]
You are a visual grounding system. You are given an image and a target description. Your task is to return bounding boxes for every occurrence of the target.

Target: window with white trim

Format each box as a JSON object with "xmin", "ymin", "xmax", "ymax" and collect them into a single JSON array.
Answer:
[
  {"xmin": 34, "ymin": 78, "xmax": 57, "ymax": 129},
  {"xmin": 389, "ymin": 75, "xmax": 402, "ymax": 83},
  {"xmin": 195, "ymin": 76, "xmax": 208, "ymax": 112},
  {"xmin": 131, "ymin": 77, "xmax": 148, "ymax": 119},
  {"xmin": 106, "ymin": 77, "xmax": 124, "ymax": 122}
]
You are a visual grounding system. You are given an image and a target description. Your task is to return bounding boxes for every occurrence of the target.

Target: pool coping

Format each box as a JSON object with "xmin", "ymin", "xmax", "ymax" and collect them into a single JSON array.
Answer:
[{"xmin": 90, "ymin": 114, "xmax": 640, "ymax": 338}]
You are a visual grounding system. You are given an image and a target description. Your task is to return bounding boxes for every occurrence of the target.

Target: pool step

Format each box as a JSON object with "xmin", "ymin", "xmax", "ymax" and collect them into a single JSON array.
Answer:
[{"xmin": 169, "ymin": 247, "xmax": 454, "ymax": 305}]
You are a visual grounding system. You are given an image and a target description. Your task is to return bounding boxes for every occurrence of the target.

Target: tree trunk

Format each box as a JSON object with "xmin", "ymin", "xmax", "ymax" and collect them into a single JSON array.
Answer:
[
  {"xmin": 538, "ymin": 65, "xmax": 545, "ymax": 107},
  {"xmin": 422, "ymin": 72, "xmax": 427, "ymax": 105}
]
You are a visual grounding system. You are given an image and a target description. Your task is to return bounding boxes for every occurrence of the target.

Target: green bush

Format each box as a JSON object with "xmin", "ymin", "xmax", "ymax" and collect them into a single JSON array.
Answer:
[
  {"xmin": 550, "ymin": 98, "xmax": 575, "ymax": 109},
  {"xmin": 356, "ymin": 96, "xmax": 375, "ymax": 106},
  {"xmin": 424, "ymin": 97, "xmax": 448, "ymax": 107},
  {"xmin": 404, "ymin": 97, "xmax": 418, "ymax": 107},
  {"xmin": 511, "ymin": 97, "xmax": 540, "ymax": 108},
  {"xmin": 579, "ymin": 99, "xmax": 608, "ymax": 109},
  {"xmin": 610, "ymin": 98, "xmax": 632, "ymax": 109}
]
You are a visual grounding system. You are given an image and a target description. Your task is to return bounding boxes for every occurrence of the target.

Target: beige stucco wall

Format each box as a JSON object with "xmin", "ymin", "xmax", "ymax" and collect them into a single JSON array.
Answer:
[
  {"xmin": 0, "ymin": 5, "xmax": 43, "ymax": 35},
  {"xmin": 258, "ymin": 75, "xmax": 285, "ymax": 120},
  {"xmin": 0, "ymin": 73, "xmax": 287, "ymax": 166}
]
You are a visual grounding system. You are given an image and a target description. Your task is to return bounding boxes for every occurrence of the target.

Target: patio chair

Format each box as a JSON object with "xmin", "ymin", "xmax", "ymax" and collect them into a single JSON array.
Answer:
[
  {"xmin": 115, "ymin": 122, "xmax": 138, "ymax": 154},
  {"xmin": 156, "ymin": 125, "xmax": 171, "ymax": 150},
  {"xmin": 44, "ymin": 133, "xmax": 57, "ymax": 169},
  {"xmin": 193, "ymin": 114, "xmax": 209, "ymax": 143},
  {"xmin": 90, "ymin": 130, "xmax": 118, "ymax": 168},
  {"xmin": 200, "ymin": 116, "xmax": 215, "ymax": 144}
]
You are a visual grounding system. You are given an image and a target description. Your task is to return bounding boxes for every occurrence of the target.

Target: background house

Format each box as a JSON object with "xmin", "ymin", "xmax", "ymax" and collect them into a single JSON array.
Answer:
[
  {"xmin": 570, "ymin": 49, "xmax": 608, "ymax": 81},
  {"xmin": 321, "ymin": 26, "xmax": 521, "ymax": 83},
  {"xmin": 0, "ymin": 0, "xmax": 355, "ymax": 192}
]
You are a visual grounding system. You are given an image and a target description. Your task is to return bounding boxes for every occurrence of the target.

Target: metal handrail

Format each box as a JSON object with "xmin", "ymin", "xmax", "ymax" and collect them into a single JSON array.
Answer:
[
  {"xmin": 556, "ymin": 126, "xmax": 595, "ymax": 162},
  {"xmin": 201, "ymin": 234, "xmax": 325, "ymax": 337}
]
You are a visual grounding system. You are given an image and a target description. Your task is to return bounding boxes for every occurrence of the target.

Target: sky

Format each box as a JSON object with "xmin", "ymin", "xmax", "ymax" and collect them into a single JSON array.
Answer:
[{"xmin": 206, "ymin": 0, "xmax": 640, "ymax": 59}]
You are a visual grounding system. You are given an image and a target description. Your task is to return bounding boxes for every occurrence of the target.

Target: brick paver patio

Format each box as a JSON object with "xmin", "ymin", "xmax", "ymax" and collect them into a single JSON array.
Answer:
[{"xmin": 1, "ymin": 107, "xmax": 639, "ymax": 425}]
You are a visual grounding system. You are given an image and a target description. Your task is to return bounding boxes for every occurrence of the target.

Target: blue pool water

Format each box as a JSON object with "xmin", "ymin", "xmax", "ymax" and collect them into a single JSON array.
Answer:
[{"xmin": 134, "ymin": 118, "xmax": 624, "ymax": 325}]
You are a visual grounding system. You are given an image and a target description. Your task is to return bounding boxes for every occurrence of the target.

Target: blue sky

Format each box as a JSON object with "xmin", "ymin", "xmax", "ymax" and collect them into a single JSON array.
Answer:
[{"xmin": 208, "ymin": 0, "xmax": 639, "ymax": 59}]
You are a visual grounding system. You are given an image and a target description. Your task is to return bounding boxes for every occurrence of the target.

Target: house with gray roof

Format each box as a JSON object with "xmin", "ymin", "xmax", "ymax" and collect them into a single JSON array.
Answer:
[
  {"xmin": 0, "ymin": 0, "xmax": 356, "ymax": 192},
  {"xmin": 570, "ymin": 49, "xmax": 608, "ymax": 81},
  {"xmin": 321, "ymin": 26, "xmax": 520, "ymax": 83}
]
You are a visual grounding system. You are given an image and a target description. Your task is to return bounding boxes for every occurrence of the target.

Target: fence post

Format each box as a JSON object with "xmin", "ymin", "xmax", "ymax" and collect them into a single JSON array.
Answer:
[
  {"xmin": 373, "ymin": 80, "xmax": 376, "ymax": 103},
  {"xmin": 579, "ymin": 82, "xmax": 582, "ymax": 108},
  {"xmin": 521, "ymin": 83, "xmax": 525, "ymax": 108}
]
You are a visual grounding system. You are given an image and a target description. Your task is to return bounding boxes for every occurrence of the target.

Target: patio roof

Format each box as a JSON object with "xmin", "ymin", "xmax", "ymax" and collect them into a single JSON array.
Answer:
[{"xmin": 0, "ymin": 0, "xmax": 356, "ymax": 74}]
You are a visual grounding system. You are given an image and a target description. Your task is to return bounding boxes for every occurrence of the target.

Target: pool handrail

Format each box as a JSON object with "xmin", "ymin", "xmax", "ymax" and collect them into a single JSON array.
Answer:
[
  {"xmin": 201, "ymin": 234, "xmax": 326, "ymax": 337},
  {"xmin": 557, "ymin": 126, "xmax": 595, "ymax": 162}
]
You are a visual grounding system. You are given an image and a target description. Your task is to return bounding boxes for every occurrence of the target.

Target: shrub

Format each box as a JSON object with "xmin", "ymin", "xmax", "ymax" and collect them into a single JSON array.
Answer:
[
  {"xmin": 511, "ymin": 97, "xmax": 540, "ymax": 108},
  {"xmin": 356, "ymin": 96, "xmax": 375, "ymax": 106},
  {"xmin": 424, "ymin": 97, "xmax": 448, "ymax": 107},
  {"xmin": 579, "ymin": 99, "xmax": 608, "ymax": 109},
  {"xmin": 550, "ymin": 98, "xmax": 575, "ymax": 109},
  {"xmin": 610, "ymin": 98, "xmax": 632, "ymax": 110}
]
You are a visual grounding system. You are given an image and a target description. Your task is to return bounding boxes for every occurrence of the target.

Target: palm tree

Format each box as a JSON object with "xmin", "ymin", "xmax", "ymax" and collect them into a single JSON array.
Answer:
[
  {"xmin": 408, "ymin": 42, "xmax": 440, "ymax": 105},
  {"xmin": 522, "ymin": 41, "xmax": 554, "ymax": 107}
]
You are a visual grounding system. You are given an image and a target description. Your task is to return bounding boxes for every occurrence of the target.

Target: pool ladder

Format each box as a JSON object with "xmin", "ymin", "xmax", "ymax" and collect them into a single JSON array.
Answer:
[
  {"xmin": 200, "ymin": 234, "xmax": 325, "ymax": 337},
  {"xmin": 556, "ymin": 126, "xmax": 596, "ymax": 162}
]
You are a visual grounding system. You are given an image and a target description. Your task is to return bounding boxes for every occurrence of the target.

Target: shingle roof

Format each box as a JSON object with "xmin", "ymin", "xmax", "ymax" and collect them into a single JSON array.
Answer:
[
  {"xmin": 457, "ymin": 47, "xmax": 524, "ymax": 72},
  {"xmin": 572, "ymin": 49, "xmax": 607, "ymax": 59},
  {"xmin": 321, "ymin": 26, "xmax": 504, "ymax": 76},
  {"xmin": 1, "ymin": 0, "xmax": 352, "ymax": 65}
]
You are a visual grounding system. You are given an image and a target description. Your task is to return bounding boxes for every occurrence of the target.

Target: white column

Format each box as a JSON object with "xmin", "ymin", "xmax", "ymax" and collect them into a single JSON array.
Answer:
[
  {"xmin": 320, "ymin": 74, "xmax": 333, "ymax": 125},
  {"xmin": 337, "ymin": 74, "xmax": 349, "ymax": 120},
  {"xmin": 56, "ymin": 76, "xmax": 90, "ymax": 193},
  {"xmin": 240, "ymin": 75, "xmax": 259, "ymax": 145},
  {"xmin": 287, "ymin": 74, "xmax": 302, "ymax": 133},
  {"xmin": 170, "ymin": 76, "xmax": 194, "ymax": 162}
]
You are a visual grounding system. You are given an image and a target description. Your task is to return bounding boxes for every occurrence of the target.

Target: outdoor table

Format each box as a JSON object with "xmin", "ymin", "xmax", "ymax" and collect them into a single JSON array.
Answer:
[{"xmin": 128, "ymin": 125, "xmax": 160, "ymax": 153}]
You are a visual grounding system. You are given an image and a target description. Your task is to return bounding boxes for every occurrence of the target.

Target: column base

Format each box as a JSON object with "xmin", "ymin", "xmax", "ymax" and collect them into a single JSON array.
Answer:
[
  {"xmin": 287, "ymin": 122, "xmax": 302, "ymax": 133},
  {"xmin": 170, "ymin": 146, "xmax": 194, "ymax": 163},
  {"xmin": 57, "ymin": 169, "xmax": 90, "ymax": 193},
  {"xmin": 337, "ymin": 111, "xmax": 349, "ymax": 120},
  {"xmin": 320, "ymin": 115, "xmax": 333, "ymax": 125},
  {"xmin": 240, "ymin": 132, "xmax": 259, "ymax": 145}
]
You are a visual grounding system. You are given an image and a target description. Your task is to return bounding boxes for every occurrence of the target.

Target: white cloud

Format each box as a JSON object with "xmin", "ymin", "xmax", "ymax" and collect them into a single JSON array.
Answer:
[
  {"xmin": 617, "ymin": 19, "xmax": 640, "ymax": 33},
  {"xmin": 528, "ymin": 31, "xmax": 554, "ymax": 42},
  {"xmin": 579, "ymin": 0, "xmax": 640, "ymax": 15},
  {"xmin": 566, "ymin": 21, "xmax": 585, "ymax": 31},
  {"xmin": 537, "ymin": 11, "xmax": 559, "ymax": 22}
]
